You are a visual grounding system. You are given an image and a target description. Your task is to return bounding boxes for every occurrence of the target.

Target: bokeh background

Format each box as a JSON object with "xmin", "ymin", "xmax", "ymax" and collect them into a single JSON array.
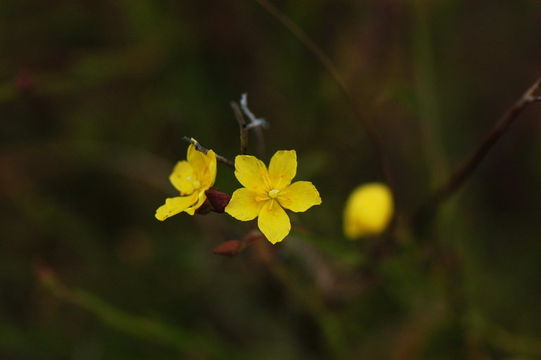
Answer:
[{"xmin": 2, "ymin": 1, "xmax": 541, "ymax": 359}]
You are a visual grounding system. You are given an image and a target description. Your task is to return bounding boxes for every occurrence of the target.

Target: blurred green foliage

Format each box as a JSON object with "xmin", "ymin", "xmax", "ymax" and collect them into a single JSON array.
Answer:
[{"xmin": 1, "ymin": 0, "xmax": 541, "ymax": 359}]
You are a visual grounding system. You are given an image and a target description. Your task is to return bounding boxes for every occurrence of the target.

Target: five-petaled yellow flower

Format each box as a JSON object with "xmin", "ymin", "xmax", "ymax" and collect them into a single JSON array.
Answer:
[
  {"xmin": 155, "ymin": 140, "xmax": 217, "ymax": 221},
  {"xmin": 343, "ymin": 183, "xmax": 393, "ymax": 239},
  {"xmin": 225, "ymin": 150, "xmax": 322, "ymax": 244}
]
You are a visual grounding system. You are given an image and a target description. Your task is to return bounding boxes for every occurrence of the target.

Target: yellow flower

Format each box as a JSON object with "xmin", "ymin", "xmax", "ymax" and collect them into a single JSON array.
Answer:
[
  {"xmin": 343, "ymin": 183, "xmax": 393, "ymax": 239},
  {"xmin": 225, "ymin": 150, "xmax": 322, "ymax": 244},
  {"xmin": 155, "ymin": 140, "xmax": 217, "ymax": 221}
]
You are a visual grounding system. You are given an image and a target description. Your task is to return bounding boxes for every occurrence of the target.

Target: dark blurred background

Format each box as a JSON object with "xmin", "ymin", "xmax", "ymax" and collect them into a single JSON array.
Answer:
[{"xmin": 1, "ymin": 1, "xmax": 541, "ymax": 359}]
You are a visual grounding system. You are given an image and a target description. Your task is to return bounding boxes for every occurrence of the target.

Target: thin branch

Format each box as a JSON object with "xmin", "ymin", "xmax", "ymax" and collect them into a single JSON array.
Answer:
[
  {"xmin": 230, "ymin": 94, "xmax": 268, "ymax": 156},
  {"xmin": 240, "ymin": 93, "xmax": 268, "ymax": 130},
  {"xmin": 252, "ymin": 0, "xmax": 392, "ymax": 185},
  {"xmin": 239, "ymin": 93, "xmax": 267, "ymax": 156},
  {"xmin": 36, "ymin": 264, "xmax": 234, "ymax": 358},
  {"xmin": 414, "ymin": 77, "xmax": 541, "ymax": 224},
  {"xmin": 182, "ymin": 137, "xmax": 234, "ymax": 169},
  {"xmin": 231, "ymin": 102, "xmax": 248, "ymax": 154}
]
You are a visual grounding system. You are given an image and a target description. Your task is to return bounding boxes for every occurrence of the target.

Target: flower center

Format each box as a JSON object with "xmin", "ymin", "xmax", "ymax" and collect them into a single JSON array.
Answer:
[
  {"xmin": 187, "ymin": 176, "xmax": 201, "ymax": 189},
  {"xmin": 268, "ymin": 189, "xmax": 280, "ymax": 199}
]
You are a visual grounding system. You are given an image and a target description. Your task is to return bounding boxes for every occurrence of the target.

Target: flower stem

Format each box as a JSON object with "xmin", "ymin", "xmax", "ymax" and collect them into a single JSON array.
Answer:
[
  {"xmin": 414, "ymin": 77, "xmax": 541, "ymax": 226},
  {"xmin": 182, "ymin": 136, "xmax": 234, "ymax": 169},
  {"xmin": 252, "ymin": 0, "xmax": 392, "ymax": 186}
]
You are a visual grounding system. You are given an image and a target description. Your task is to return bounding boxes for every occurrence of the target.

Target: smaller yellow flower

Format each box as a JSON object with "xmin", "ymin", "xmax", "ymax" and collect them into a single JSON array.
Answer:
[
  {"xmin": 343, "ymin": 183, "xmax": 393, "ymax": 239},
  {"xmin": 155, "ymin": 140, "xmax": 217, "ymax": 221},
  {"xmin": 225, "ymin": 150, "xmax": 322, "ymax": 244}
]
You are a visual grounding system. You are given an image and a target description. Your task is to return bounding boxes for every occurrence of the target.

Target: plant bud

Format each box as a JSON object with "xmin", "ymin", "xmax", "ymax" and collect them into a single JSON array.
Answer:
[
  {"xmin": 205, "ymin": 188, "xmax": 231, "ymax": 213},
  {"xmin": 213, "ymin": 240, "xmax": 243, "ymax": 256}
]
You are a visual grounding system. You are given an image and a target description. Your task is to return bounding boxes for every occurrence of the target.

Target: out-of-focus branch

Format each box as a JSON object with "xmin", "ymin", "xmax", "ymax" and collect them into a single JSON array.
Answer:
[
  {"xmin": 415, "ymin": 77, "xmax": 541, "ymax": 225},
  {"xmin": 251, "ymin": 241, "xmax": 348, "ymax": 360},
  {"xmin": 252, "ymin": 0, "xmax": 392, "ymax": 185},
  {"xmin": 36, "ymin": 264, "xmax": 235, "ymax": 359},
  {"xmin": 182, "ymin": 136, "xmax": 234, "ymax": 169}
]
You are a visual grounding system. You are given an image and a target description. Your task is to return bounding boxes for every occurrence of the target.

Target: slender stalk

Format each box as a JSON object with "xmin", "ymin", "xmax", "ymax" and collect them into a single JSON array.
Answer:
[
  {"xmin": 182, "ymin": 137, "xmax": 235, "ymax": 169},
  {"xmin": 252, "ymin": 0, "xmax": 392, "ymax": 186},
  {"xmin": 36, "ymin": 265, "xmax": 237, "ymax": 358},
  {"xmin": 415, "ymin": 77, "xmax": 541, "ymax": 224},
  {"xmin": 230, "ymin": 95, "xmax": 268, "ymax": 156},
  {"xmin": 231, "ymin": 102, "xmax": 248, "ymax": 155},
  {"xmin": 411, "ymin": 0, "xmax": 449, "ymax": 186},
  {"xmin": 253, "ymin": 244, "xmax": 348, "ymax": 360},
  {"xmin": 239, "ymin": 94, "xmax": 267, "ymax": 156}
]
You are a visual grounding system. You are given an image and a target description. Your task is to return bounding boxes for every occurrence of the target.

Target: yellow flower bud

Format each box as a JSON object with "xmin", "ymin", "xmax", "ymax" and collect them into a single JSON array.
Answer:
[{"xmin": 343, "ymin": 183, "xmax": 393, "ymax": 239}]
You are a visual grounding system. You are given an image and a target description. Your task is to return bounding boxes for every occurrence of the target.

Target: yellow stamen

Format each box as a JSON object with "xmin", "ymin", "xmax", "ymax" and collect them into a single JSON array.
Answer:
[{"xmin": 255, "ymin": 194, "xmax": 268, "ymax": 202}]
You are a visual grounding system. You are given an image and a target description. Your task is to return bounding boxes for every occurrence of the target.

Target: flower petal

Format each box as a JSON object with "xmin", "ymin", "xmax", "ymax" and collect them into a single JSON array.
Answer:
[
  {"xmin": 185, "ymin": 190, "xmax": 207, "ymax": 215},
  {"xmin": 278, "ymin": 181, "xmax": 322, "ymax": 212},
  {"xmin": 201, "ymin": 150, "xmax": 217, "ymax": 189},
  {"xmin": 268, "ymin": 150, "xmax": 297, "ymax": 190},
  {"xmin": 225, "ymin": 188, "xmax": 263, "ymax": 221},
  {"xmin": 155, "ymin": 193, "xmax": 198, "ymax": 221},
  {"xmin": 187, "ymin": 143, "xmax": 217, "ymax": 189},
  {"xmin": 258, "ymin": 200, "xmax": 291, "ymax": 244},
  {"xmin": 234, "ymin": 155, "xmax": 270, "ymax": 193},
  {"xmin": 169, "ymin": 161, "xmax": 195, "ymax": 195}
]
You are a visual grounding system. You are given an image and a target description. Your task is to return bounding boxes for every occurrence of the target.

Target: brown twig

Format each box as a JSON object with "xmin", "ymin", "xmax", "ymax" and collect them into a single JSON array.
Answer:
[
  {"xmin": 231, "ymin": 94, "xmax": 268, "ymax": 156},
  {"xmin": 182, "ymin": 137, "xmax": 234, "ymax": 169},
  {"xmin": 414, "ymin": 77, "xmax": 541, "ymax": 225},
  {"xmin": 252, "ymin": 0, "xmax": 392, "ymax": 186},
  {"xmin": 231, "ymin": 102, "xmax": 248, "ymax": 155},
  {"xmin": 239, "ymin": 94, "xmax": 267, "ymax": 156}
]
